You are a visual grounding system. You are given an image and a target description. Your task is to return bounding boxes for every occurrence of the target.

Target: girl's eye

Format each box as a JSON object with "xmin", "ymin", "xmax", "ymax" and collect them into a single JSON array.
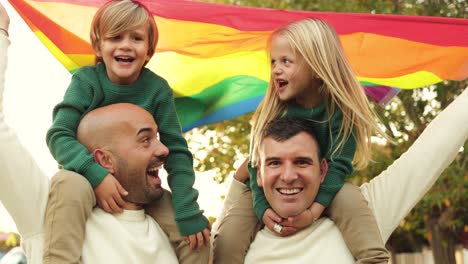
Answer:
[
  {"xmin": 283, "ymin": 59, "xmax": 291, "ymax": 65},
  {"xmin": 110, "ymin": 35, "xmax": 121, "ymax": 40}
]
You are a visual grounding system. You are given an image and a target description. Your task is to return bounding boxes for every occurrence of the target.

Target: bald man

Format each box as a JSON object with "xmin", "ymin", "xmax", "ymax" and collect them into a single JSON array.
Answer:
[
  {"xmin": 0, "ymin": 29, "xmax": 181, "ymax": 262},
  {"xmin": 1, "ymin": 103, "xmax": 180, "ymax": 263}
]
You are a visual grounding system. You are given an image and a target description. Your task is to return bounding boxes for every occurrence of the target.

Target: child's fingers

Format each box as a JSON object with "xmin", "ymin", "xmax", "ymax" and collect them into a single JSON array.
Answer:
[
  {"xmin": 113, "ymin": 192, "xmax": 126, "ymax": 208},
  {"xmin": 115, "ymin": 181, "xmax": 128, "ymax": 196},
  {"xmin": 188, "ymin": 234, "xmax": 197, "ymax": 250},
  {"xmin": 202, "ymin": 228, "xmax": 210, "ymax": 246},
  {"xmin": 278, "ymin": 226, "xmax": 297, "ymax": 237},
  {"xmin": 196, "ymin": 232, "xmax": 204, "ymax": 251},
  {"xmin": 107, "ymin": 198, "xmax": 123, "ymax": 214},
  {"xmin": 99, "ymin": 200, "xmax": 111, "ymax": 213}
]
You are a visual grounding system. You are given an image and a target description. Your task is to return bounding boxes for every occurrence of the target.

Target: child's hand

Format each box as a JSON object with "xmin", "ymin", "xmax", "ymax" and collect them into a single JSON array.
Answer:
[
  {"xmin": 94, "ymin": 173, "xmax": 128, "ymax": 214},
  {"xmin": 285, "ymin": 202, "xmax": 324, "ymax": 230},
  {"xmin": 233, "ymin": 157, "xmax": 249, "ymax": 183},
  {"xmin": 263, "ymin": 208, "xmax": 297, "ymax": 237},
  {"xmin": 183, "ymin": 227, "xmax": 211, "ymax": 252},
  {"xmin": 0, "ymin": 3, "xmax": 10, "ymax": 33}
]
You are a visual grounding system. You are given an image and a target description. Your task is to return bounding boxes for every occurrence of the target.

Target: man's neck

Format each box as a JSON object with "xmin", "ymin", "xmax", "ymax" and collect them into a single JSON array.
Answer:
[{"xmin": 122, "ymin": 202, "xmax": 143, "ymax": 210}]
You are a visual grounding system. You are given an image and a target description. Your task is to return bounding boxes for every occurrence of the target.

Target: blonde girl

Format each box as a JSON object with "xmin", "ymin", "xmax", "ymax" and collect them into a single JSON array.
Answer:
[{"xmin": 213, "ymin": 18, "xmax": 390, "ymax": 264}]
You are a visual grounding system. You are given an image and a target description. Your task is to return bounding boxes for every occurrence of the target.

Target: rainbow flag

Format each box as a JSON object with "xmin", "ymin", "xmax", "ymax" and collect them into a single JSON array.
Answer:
[{"xmin": 8, "ymin": 0, "xmax": 468, "ymax": 131}]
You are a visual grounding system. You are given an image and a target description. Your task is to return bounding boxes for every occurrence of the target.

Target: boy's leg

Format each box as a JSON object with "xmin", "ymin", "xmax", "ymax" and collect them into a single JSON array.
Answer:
[
  {"xmin": 145, "ymin": 189, "xmax": 209, "ymax": 264},
  {"xmin": 212, "ymin": 189, "xmax": 262, "ymax": 264},
  {"xmin": 43, "ymin": 170, "xmax": 96, "ymax": 264},
  {"xmin": 327, "ymin": 183, "xmax": 389, "ymax": 264}
]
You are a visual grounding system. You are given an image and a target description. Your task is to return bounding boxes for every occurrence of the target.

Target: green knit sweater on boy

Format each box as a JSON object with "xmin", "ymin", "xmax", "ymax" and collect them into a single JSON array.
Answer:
[
  {"xmin": 248, "ymin": 101, "xmax": 357, "ymax": 220},
  {"xmin": 46, "ymin": 63, "xmax": 207, "ymax": 235}
]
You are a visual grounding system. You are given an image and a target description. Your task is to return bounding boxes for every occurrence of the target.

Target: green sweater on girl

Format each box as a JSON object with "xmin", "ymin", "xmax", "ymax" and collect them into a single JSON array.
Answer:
[
  {"xmin": 248, "ymin": 101, "xmax": 357, "ymax": 220},
  {"xmin": 46, "ymin": 63, "xmax": 208, "ymax": 235}
]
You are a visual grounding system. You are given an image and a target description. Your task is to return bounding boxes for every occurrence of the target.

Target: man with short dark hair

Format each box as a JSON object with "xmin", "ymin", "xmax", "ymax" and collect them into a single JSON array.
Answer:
[{"xmin": 217, "ymin": 91, "xmax": 468, "ymax": 263}]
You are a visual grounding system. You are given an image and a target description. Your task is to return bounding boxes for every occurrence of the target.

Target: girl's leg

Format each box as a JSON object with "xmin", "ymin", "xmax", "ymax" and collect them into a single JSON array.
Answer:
[{"xmin": 327, "ymin": 183, "xmax": 389, "ymax": 264}]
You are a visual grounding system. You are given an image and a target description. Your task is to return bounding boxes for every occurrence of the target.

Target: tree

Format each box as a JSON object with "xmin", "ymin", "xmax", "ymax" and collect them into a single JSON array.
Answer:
[{"xmin": 189, "ymin": 1, "xmax": 467, "ymax": 263}]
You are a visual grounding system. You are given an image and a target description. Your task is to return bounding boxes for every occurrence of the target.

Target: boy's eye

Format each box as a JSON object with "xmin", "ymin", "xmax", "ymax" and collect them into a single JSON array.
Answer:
[{"xmin": 132, "ymin": 35, "xmax": 143, "ymax": 41}]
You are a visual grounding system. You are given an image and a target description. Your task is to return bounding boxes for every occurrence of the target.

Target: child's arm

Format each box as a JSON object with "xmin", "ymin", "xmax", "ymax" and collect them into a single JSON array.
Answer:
[
  {"xmin": 46, "ymin": 72, "xmax": 127, "ymax": 213},
  {"xmin": 152, "ymin": 82, "xmax": 209, "ymax": 241},
  {"xmin": 234, "ymin": 157, "xmax": 249, "ymax": 183}
]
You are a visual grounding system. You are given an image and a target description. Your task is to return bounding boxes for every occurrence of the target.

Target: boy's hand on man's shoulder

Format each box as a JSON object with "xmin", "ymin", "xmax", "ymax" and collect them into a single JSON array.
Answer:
[{"xmin": 94, "ymin": 173, "xmax": 128, "ymax": 214}]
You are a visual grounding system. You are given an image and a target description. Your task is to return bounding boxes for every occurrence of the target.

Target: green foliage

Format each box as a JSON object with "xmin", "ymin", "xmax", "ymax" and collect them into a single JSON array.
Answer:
[{"xmin": 186, "ymin": 113, "xmax": 252, "ymax": 183}]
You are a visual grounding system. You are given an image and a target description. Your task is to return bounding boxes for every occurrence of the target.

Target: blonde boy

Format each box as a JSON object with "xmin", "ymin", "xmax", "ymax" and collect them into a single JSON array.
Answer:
[{"xmin": 44, "ymin": 1, "xmax": 210, "ymax": 263}]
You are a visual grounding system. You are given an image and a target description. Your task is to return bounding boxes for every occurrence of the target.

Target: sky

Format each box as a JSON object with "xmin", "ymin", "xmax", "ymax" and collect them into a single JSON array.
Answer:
[{"xmin": 0, "ymin": 0, "xmax": 227, "ymax": 233}]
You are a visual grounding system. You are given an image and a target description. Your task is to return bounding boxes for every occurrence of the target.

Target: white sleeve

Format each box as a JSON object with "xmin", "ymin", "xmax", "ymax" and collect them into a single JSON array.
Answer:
[
  {"xmin": 0, "ymin": 34, "xmax": 49, "ymax": 260},
  {"xmin": 360, "ymin": 88, "xmax": 468, "ymax": 243}
]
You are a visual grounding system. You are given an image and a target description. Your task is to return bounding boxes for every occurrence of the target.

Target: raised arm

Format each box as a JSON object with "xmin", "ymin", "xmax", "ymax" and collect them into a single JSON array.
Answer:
[
  {"xmin": 0, "ymin": 4, "xmax": 49, "ymax": 262},
  {"xmin": 361, "ymin": 88, "xmax": 468, "ymax": 242}
]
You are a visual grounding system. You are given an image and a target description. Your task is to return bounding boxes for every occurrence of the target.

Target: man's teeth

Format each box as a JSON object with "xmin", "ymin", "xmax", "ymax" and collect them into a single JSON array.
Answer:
[
  {"xmin": 147, "ymin": 165, "xmax": 162, "ymax": 174},
  {"xmin": 278, "ymin": 188, "xmax": 301, "ymax": 195}
]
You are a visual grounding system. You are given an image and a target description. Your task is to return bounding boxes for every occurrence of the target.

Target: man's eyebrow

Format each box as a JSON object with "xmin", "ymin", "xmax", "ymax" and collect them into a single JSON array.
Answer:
[
  {"xmin": 136, "ymin": 127, "xmax": 153, "ymax": 136},
  {"xmin": 264, "ymin": 157, "xmax": 279, "ymax": 162},
  {"xmin": 296, "ymin": 156, "xmax": 314, "ymax": 162}
]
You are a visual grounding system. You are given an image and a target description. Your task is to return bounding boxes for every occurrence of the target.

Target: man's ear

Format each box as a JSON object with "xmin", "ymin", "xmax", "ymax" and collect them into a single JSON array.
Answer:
[
  {"xmin": 93, "ymin": 149, "xmax": 115, "ymax": 174},
  {"xmin": 319, "ymin": 159, "xmax": 328, "ymax": 184},
  {"xmin": 256, "ymin": 163, "xmax": 263, "ymax": 187}
]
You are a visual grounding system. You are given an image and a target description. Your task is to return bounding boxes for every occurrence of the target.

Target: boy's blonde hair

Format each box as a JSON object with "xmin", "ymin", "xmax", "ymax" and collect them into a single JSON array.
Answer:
[
  {"xmin": 251, "ymin": 18, "xmax": 388, "ymax": 170},
  {"xmin": 90, "ymin": 0, "xmax": 158, "ymax": 65}
]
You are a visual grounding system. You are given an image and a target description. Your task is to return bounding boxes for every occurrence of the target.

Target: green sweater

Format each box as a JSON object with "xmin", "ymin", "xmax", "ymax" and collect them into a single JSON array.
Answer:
[
  {"xmin": 248, "ymin": 101, "xmax": 357, "ymax": 220},
  {"xmin": 46, "ymin": 63, "xmax": 208, "ymax": 235}
]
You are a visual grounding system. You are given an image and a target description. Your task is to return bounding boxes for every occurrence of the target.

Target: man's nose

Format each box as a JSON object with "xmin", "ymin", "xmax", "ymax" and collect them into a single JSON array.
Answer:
[
  {"xmin": 153, "ymin": 141, "xmax": 169, "ymax": 157},
  {"xmin": 280, "ymin": 163, "xmax": 297, "ymax": 183}
]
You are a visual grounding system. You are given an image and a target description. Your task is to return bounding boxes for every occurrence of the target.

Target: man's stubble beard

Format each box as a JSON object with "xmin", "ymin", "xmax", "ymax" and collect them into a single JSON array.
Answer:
[{"xmin": 114, "ymin": 155, "xmax": 164, "ymax": 205}]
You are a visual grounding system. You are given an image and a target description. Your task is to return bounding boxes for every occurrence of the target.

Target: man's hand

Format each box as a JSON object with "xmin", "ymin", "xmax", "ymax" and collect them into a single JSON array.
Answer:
[
  {"xmin": 0, "ymin": 2, "xmax": 10, "ymax": 33},
  {"xmin": 94, "ymin": 174, "xmax": 128, "ymax": 214},
  {"xmin": 183, "ymin": 227, "xmax": 211, "ymax": 252},
  {"xmin": 284, "ymin": 202, "xmax": 325, "ymax": 230},
  {"xmin": 263, "ymin": 208, "xmax": 297, "ymax": 237}
]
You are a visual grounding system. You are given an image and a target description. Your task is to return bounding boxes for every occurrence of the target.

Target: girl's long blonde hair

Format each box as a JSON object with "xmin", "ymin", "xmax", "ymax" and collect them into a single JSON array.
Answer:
[{"xmin": 250, "ymin": 18, "xmax": 387, "ymax": 170}]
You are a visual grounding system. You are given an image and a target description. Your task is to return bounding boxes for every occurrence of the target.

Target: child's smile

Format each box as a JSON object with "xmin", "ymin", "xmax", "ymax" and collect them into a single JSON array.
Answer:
[{"xmin": 96, "ymin": 24, "xmax": 150, "ymax": 85}]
